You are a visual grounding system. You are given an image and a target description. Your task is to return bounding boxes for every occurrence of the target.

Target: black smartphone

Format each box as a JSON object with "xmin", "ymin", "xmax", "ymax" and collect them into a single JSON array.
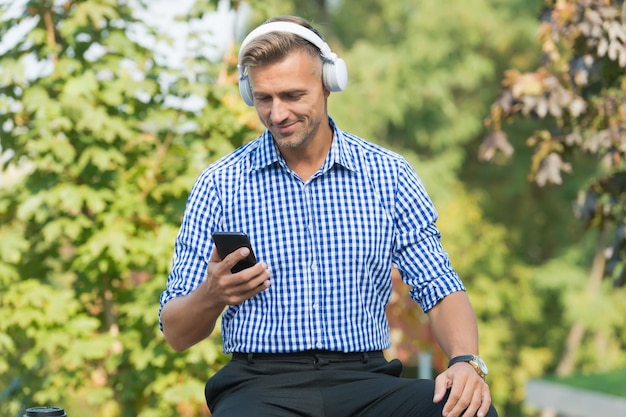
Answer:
[{"xmin": 211, "ymin": 231, "xmax": 258, "ymax": 273}]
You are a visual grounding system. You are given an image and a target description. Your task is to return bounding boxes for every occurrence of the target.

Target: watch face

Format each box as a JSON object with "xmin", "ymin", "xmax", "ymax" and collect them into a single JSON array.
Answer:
[{"xmin": 474, "ymin": 356, "xmax": 488, "ymax": 375}]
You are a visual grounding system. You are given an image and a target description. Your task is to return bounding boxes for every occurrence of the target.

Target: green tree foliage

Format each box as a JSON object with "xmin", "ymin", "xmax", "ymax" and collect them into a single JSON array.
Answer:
[
  {"xmin": 483, "ymin": 0, "xmax": 626, "ymax": 286},
  {"xmin": 481, "ymin": 0, "xmax": 626, "ymax": 384},
  {"xmin": 329, "ymin": 0, "xmax": 543, "ymax": 176},
  {"xmin": 0, "ymin": 0, "xmax": 259, "ymax": 415}
]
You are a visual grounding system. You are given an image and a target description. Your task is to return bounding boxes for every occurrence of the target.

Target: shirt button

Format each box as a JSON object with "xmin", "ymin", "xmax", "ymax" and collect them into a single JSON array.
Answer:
[
  {"xmin": 313, "ymin": 304, "xmax": 319, "ymax": 310},
  {"xmin": 316, "ymin": 342, "xmax": 323, "ymax": 349}
]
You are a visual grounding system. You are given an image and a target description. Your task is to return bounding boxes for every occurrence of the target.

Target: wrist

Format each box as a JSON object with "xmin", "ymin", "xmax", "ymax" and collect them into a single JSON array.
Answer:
[{"xmin": 448, "ymin": 354, "xmax": 488, "ymax": 379}]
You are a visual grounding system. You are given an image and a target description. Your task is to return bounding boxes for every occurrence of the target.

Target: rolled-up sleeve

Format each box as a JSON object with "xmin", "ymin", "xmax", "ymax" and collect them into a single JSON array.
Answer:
[
  {"xmin": 391, "ymin": 162, "xmax": 465, "ymax": 312},
  {"xmin": 158, "ymin": 173, "xmax": 221, "ymax": 330}
]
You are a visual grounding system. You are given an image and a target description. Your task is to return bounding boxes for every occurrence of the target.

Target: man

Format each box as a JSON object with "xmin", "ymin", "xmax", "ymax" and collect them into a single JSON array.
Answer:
[{"xmin": 159, "ymin": 15, "xmax": 499, "ymax": 417}]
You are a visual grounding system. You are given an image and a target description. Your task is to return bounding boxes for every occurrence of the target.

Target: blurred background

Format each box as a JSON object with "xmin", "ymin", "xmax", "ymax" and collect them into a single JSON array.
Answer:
[{"xmin": 1, "ymin": 0, "xmax": 625, "ymax": 416}]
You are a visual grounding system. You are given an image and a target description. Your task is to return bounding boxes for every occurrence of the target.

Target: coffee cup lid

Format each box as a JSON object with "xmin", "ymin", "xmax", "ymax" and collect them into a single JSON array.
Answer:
[{"xmin": 24, "ymin": 406, "xmax": 67, "ymax": 416}]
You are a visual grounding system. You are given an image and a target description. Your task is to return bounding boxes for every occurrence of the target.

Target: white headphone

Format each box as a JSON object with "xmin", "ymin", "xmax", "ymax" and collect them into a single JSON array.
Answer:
[{"xmin": 237, "ymin": 21, "xmax": 348, "ymax": 106}]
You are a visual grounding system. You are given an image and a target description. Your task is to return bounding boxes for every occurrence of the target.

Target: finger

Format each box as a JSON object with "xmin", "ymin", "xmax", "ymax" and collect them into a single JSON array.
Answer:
[
  {"xmin": 233, "ymin": 262, "xmax": 270, "ymax": 289},
  {"xmin": 209, "ymin": 247, "xmax": 222, "ymax": 262},
  {"xmin": 441, "ymin": 381, "xmax": 467, "ymax": 417},
  {"xmin": 220, "ymin": 247, "xmax": 252, "ymax": 273},
  {"xmin": 219, "ymin": 273, "xmax": 269, "ymax": 305},
  {"xmin": 459, "ymin": 385, "xmax": 483, "ymax": 417},
  {"xmin": 236, "ymin": 275, "xmax": 271, "ymax": 300},
  {"xmin": 226, "ymin": 262, "xmax": 270, "ymax": 297},
  {"xmin": 433, "ymin": 373, "xmax": 451, "ymax": 403},
  {"xmin": 476, "ymin": 386, "xmax": 492, "ymax": 417}
]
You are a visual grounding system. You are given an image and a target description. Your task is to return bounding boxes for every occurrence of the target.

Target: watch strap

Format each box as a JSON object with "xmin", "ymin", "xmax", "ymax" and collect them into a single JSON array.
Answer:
[
  {"xmin": 447, "ymin": 355, "xmax": 475, "ymax": 368},
  {"xmin": 448, "ymin": 354, "xmax": 487, "ymax": 379}
]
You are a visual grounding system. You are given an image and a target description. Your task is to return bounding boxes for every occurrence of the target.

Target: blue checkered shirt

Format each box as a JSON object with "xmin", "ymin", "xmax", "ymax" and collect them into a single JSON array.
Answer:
[{"xmin": 159, "ymin": 117, "xmax": 465, "ymax": 353}]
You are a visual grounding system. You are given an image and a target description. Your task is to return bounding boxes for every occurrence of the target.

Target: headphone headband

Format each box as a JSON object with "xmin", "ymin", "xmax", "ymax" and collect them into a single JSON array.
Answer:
[{"xmin": 238, "ymin": 21, "xmax": 335, "ymax": 65}]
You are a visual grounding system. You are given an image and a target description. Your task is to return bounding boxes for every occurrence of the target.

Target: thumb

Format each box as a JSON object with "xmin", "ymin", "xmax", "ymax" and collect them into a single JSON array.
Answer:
[{"xmin": 433, "ymin": 373, "xmax": 451, "ymax": 403}]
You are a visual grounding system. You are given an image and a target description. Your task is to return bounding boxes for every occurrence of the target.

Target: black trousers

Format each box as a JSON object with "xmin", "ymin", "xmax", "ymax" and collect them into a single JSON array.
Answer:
[{"xmin": 205, "ymin": 351, "xmax": 499, "ymax": 417}]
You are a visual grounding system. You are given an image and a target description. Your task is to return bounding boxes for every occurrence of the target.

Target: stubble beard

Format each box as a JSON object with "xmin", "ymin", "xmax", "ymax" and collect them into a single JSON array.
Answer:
[
  {"xmin": 273, "ymin": 131, "xmax": 306, "ymax": 149},
  {"xmin": 271, "ymin": 120, "xmax": 311, "ymax": 149},
  {"xmin": 272, "ymin": 114, "xmax": 326, "ymax": 150}
]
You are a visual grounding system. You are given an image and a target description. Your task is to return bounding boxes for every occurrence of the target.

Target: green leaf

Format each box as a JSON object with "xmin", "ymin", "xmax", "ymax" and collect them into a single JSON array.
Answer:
[{"xmin": 0, "ymin": 226, "xmax": 28, "ymax": 263}]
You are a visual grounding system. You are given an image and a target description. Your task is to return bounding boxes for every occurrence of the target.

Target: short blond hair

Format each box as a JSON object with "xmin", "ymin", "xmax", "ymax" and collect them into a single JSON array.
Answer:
[{"xmin": 239, "ymin": 15, "xmax": 324, "ymax": 74}]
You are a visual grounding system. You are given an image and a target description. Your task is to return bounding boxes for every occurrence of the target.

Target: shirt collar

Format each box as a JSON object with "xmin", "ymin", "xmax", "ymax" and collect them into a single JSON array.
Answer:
[{"xmin": 251, "ymin": 117, "xmax": 359, "ymax": 173}]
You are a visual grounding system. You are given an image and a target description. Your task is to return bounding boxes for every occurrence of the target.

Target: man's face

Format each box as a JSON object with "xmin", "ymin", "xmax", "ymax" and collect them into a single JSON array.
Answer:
[{"xmin": 248, "ymin": 50, "xmax": 330, "ymax": 150}]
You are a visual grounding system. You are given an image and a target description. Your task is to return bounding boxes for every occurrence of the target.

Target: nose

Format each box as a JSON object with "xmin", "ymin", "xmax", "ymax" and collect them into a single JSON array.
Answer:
[{"xmin": 269, "ymin": 99, "xmax": 289, "ymax": 124}]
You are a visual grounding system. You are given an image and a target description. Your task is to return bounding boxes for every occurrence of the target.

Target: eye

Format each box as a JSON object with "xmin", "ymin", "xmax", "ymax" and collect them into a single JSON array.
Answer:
[{"xmin": 286, "ymin": 93, "xmax": 305, "ymax": 101}]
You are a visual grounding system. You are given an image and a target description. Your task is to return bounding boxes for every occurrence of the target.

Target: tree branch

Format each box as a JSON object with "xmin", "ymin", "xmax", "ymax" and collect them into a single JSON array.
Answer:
[{"xmin": 43, "ymin": 8, "xmax": 58, "ymax": 65}]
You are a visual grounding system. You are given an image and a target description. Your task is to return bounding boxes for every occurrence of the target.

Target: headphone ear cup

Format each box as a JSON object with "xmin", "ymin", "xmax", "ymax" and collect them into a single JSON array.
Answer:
[
  {"xmin": 239, "ymin": 75, "xmax": 254, "ymax": 106},
  {"xmin": 322, "ymin": 58, "xmax": 348, "ymax": 92}
]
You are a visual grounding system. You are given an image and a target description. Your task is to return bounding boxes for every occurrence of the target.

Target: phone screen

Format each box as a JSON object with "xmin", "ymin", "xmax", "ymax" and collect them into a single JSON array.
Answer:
[{"xmin": 211, "ymin": 231, "xmax": 258, "ymax": 273}]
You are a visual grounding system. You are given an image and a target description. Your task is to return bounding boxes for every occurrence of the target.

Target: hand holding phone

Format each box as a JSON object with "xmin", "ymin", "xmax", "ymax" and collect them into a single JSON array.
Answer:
[{"xmin": 211, "ymin": 231, "xmax": 258, "ymax": 273}]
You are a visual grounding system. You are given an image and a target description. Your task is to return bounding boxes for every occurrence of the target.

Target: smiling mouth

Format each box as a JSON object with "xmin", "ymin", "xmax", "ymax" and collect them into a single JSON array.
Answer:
[{"xmin": 274, "ymin": 121, "xmax": 298, "ymax": 134}]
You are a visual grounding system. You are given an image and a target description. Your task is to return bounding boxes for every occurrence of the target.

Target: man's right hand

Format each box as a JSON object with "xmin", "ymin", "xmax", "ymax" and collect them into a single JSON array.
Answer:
[
  {"xmin": 205, "ymin": 247, "xmax": 271, "ymax": 306},
  {"xmin": 160, "ymin": 248, "xmax": 270, "ymax": 352}
]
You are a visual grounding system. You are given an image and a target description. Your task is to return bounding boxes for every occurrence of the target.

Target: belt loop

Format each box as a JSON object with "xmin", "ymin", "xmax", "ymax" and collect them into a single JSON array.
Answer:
[
  {"xmin": 247, "ymin": 353, "xmax": 255, "ymax": 364},
  {"xmin": 313, "ymin": 354, "xmax": 330, "ymax": 369},
  {"xmin": 361, "ymin": 352, "xmax": 369, "ymax": 363}
]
